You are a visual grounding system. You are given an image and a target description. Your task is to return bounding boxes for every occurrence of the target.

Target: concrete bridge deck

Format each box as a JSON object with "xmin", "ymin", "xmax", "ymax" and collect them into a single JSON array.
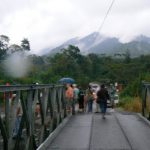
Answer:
[{"xmin": 41, "ymin": 110, "xmax": 150, "ymax": 150}]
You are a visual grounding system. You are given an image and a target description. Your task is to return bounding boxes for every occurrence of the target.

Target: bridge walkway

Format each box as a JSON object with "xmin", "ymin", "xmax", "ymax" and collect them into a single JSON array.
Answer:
[
  {"xmin": 0, "ymin": 82, "xmax": 150, "ymax": 150},
  {"xmin": 45, "ymin": 110, "xmax": 150, "ymax": 150}
]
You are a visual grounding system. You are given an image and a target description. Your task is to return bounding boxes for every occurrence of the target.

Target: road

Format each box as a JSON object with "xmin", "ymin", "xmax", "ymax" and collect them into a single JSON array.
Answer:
[{"xmin": 45, "ymin": 110, "xmax": 150, "ymax": 150}]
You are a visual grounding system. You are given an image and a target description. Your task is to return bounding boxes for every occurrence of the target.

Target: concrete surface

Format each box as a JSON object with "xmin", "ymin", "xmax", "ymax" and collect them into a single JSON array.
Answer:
[{"xmin": 45, "ymin": 110, "xmax": 150, "ymax": 150}]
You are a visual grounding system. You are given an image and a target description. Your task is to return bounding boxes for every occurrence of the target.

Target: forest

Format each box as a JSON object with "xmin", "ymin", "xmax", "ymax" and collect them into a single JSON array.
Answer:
[{"xmin": 0, "ymin": 35, "xmax": 150, "ymax": 99}]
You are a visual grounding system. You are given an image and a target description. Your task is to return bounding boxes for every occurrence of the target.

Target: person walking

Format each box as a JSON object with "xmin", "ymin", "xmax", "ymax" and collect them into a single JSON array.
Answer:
[
  {"xmin": 12, "ymin": 99, "xmax": 23, "ymax": 139},
  {"xmin": 65, "ymin": 84, "xmax": 74, "ymax": 114},
  {"xmin": 78, "ymin": 87, "xmax": 85, "ymax": 112},
  {"xmin": 97, "ymin": 84, "xmax": 110, "ymax": 119},
  {"xmin": 85, "ymin": 86, "xmax": 94, "ymax": 113},
  {"xmin": 72, "ymin": 84, "xmax": 79, "ymax": 112}
]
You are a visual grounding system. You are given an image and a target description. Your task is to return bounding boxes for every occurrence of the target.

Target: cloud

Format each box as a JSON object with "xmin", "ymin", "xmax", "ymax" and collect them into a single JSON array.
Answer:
[
  {"xmin": 101, "ymin": 6, "xmax": 150, "ymax": 42},
  {"xmin": 0, "ymin": 0, "xmax": 150, "ymax": 54}
]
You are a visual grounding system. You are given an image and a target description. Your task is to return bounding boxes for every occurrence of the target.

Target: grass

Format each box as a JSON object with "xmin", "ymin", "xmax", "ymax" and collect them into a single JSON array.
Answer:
[{"xmin": 118, "ymin": 96, "xmax": 142, "ymax": 113}]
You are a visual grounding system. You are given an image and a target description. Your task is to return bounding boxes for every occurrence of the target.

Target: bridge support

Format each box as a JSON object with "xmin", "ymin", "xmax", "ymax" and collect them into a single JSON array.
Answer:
[
  {"xmin": 0, "ymin": 84, "xmax": 70, "ymax": 150},
  {"xmin": 142, "ymin": 82, "xmax": 150, "ymax": 120}
]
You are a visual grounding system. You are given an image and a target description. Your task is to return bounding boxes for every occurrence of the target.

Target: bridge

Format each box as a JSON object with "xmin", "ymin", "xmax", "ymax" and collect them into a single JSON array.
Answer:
[{"xmin": 0, "ymin": 82, "xmax": 150, "ymax": 150}]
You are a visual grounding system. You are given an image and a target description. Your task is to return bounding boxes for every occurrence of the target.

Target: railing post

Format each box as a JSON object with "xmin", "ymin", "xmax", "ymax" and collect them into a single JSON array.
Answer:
[
  {"xmin": 142, "ymin": 85, "xmax": 147, "ymax": 117},
  {"xmin": 5, "ymin": 92, "xmax": 10, "ymax": 138},
  {"xmin": 62, "ymin": 86, "xmax": 67, "ymax": 118}
]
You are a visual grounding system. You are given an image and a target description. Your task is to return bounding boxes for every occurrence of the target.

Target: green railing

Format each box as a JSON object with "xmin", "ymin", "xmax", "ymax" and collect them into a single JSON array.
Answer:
[{"xmin": 0, "ymin": 84, "xmax": 68, "ymax": 150}]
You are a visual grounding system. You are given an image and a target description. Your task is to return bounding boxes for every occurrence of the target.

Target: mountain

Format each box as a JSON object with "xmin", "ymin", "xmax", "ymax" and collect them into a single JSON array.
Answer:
[
  {"xmin": 44, "ymin": 32, "xmax": 150, "ymax": 57},
  {"xmin": 47, "ymin": 32, "xmax": 105, "ymax": 55},
  {"xmin": 88, "ymin": 34, "xmax": 150, "ymax": 57},
  {"xmin": 87, "ymin": 37, "xmax": 122, "ymax": 54},
  {"xmin": 135, "ymin": 35, "xmax": 150, "ymax": 43}
]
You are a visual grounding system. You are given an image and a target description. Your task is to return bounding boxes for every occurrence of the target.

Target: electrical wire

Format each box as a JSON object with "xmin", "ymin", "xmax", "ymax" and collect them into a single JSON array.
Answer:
[{"xmin": 94, "ymin": 0, "xmax": 116, "ymax": 39}]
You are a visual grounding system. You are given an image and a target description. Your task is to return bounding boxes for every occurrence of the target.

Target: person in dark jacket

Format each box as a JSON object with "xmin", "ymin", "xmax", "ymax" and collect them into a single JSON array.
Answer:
[
  {"xmin": 96, "ymin": 84, "xmax": 110, "ymax": 119},
  {"xmin": 78, "ymin": 87, "xmax": 85, "ymax": 112}
]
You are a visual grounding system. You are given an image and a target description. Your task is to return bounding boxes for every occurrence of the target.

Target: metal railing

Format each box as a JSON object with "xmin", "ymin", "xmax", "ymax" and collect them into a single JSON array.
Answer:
[
  {"xmin": 142, "ymin": 82, "xmax": 150, "ymax": 120},
  {"xmin": 0, "ymin": 84, "xmax": 69, "ymax": 150}
]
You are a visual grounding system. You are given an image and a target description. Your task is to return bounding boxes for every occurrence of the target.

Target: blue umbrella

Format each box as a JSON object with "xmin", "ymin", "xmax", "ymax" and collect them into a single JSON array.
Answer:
[{"xmin": 58, "ymin": 77, "xmax": 75, "ymax": 84}]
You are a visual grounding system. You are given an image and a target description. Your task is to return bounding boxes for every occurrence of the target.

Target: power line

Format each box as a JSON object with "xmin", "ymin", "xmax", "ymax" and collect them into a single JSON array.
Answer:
[{"xmin": 95, "ymin": 0, "xmax": 116, "ymax": 39}]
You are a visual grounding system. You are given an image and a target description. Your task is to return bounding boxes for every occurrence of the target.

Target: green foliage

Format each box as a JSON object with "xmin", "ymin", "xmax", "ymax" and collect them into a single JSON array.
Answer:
[
  {"xmin": 120, "ymin": 78, "xmax": 141, "ymax": 97},
  {"xmin": 21, "ymin": 38, "xmax": 30, "ymax": 51},
  {"xmin": 118, "ymin": 96, "xmax": 133, "ymax": 107},
  {"xmin": 0, "ymin": 35, "xmax": 9, "ymax": 60},
  {"xmin": 1, "ymin": 36, "xmax": 150, "ymax": 113},
  {"xmin": 120, "ymin": 72, "xmax": 150, "ymax": 98},
  {"xmin": 124, "ymin": 49, "xmax": 131, "ymax": 63},
  {"xmin": 141, "ymin": 72, "xmax": 150, "ymax": 82},
  {"xmin": 14, "ymin": 77, "xmax": 34, "ymax": 84},
  {"xmin": 1, "ymin": 35, "xmax": 150, "ymax": 96},
  {"xmin": 118, "ymin": 96, "xmax": 142, "ymax": 112},
  {"xmin": 9, "ymin": 44, "xmax": 22, "ymax": 53}
]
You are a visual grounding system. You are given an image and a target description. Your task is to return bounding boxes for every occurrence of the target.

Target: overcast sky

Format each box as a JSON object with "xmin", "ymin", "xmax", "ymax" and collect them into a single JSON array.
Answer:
[{"xmin": 0, "ymin": 0, "xmax": 150, "ymax": 54}]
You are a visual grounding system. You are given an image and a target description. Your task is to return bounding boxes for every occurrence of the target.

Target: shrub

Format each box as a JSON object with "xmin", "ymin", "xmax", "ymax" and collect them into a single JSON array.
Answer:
[{"xmin": 118, "ymin": 96, "xmax": 142, "ymax": 112}]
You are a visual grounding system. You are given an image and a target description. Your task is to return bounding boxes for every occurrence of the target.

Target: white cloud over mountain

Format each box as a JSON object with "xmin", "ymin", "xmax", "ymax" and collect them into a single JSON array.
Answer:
[{"xmin": 0, "ymin": 0, "xmax": 150, "ymax": 54}]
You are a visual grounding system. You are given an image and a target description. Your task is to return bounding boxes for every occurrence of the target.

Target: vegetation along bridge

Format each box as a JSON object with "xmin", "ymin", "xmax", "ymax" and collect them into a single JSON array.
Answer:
[{"xmin": 0, "ymin": 82, "xmax": 150, "ymax": 150}]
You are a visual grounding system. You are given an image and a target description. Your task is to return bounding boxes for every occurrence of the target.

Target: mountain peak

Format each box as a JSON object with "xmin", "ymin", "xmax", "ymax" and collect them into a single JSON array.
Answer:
[
  {"xmin": 135, "ymin": 35, "xmax": 150, "ymax": 43},
  {"xmin": 44, "ymin": 32, "xmax": 150, "ymax": 57}
]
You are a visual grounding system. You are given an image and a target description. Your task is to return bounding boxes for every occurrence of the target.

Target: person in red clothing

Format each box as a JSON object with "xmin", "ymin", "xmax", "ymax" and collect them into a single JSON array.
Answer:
[
  {"xmin": 66, "ymin": 84, "xmax": 74, "ymax": 99},
  {"xmin": 3, "ymin": 82, "xmax": 12, "ymax": 99},
  {"xmin": 65, "ymin": 84, "xmax": 74, "ymax": 114},
  {"xmin": 3, "ymin": 82, "xmax": 14, "ymax": 108}
]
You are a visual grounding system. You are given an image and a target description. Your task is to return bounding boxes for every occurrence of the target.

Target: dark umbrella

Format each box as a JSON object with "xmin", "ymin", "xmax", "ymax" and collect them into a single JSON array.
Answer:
[{"xmin": 58, "ymin": 77, "xmax": 75, "ymax": 84}]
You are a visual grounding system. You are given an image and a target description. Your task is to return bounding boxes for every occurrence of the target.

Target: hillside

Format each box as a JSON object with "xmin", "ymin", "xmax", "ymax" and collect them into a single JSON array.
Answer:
[{"xmin": 44, "ymin": 32, "xmax": 150, "ymax": 57}]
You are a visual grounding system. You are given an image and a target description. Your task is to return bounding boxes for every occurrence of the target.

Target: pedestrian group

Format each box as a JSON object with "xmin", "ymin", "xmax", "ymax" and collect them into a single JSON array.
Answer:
[{"xmin": 65, "ymin": 83, "xmax": 110, "ymax": 119}]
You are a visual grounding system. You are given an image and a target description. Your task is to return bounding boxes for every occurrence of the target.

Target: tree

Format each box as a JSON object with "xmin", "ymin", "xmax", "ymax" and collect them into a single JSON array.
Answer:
[
  {"xmin": 61, "ymin": 45, "xmax": 80, "ymax": 59},
  {"xmin": 0, "ymin": 35, "xmax": 9, "ymax": 60},
  {"xmin": 9, "ymin": 44, "xmax": 23, "ymax": 53},
  {"xmin": 21, "ymin": 38, "xmax": 30, "ymax": 51},
  {"xmin": 124, "ymin": 49, "xmax": 131, "ymax": 63}
]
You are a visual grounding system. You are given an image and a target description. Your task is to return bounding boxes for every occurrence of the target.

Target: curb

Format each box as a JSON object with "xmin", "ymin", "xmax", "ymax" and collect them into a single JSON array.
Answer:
[
  {"xmin": 136, "ymin": 113, "xmax": 150, "ymax": 127},
  {"xmin": 37, "ymin": 115, "xmax": 72, "ymax": 150}
]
